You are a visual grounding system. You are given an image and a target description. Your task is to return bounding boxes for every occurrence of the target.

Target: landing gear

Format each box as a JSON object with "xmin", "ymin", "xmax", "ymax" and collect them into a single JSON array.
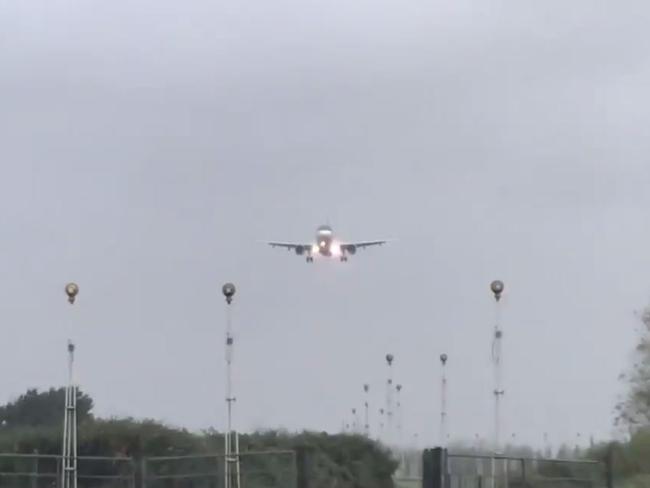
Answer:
[
  {"xmin": 340, "ymin": 256, "xmax": 348, "ymax": 262},
  {"xmin": 306, "ymin": 256, "xmax": 314, "ymax": 263}
]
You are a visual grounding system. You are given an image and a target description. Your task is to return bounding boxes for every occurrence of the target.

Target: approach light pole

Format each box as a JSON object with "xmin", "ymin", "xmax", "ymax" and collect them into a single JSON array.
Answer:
[
  {"xmin": 440, "ymin": 353, "xmax": 448, "ymax": 448},
  {"xmin": 363, "ymin": 384, "xmax": 370, "ymax": 437},
  {"xmin": 352, "ymin": 408, "xmax": 359, "ymax": 433},
  {"xmin": 490, "ymin": 280, "xmax": 505, "ymax": 453},
  {"xmin": 385, "ymin": 354, "xmax": 394, "ymax": 445},
  {"xmin": 222, "ymin": 283, "xmax": 241, "ymax": 488},
  {"xmin": 62, "ymin": 283, "xmax": 79, "ymax": 488},
  {"xmin": 395, "ymin": 384, "xmax": 403, "ymax": 447},
  {"xmin": 544, "ymin": 432, "xmax": 551, "ymax": 458}
]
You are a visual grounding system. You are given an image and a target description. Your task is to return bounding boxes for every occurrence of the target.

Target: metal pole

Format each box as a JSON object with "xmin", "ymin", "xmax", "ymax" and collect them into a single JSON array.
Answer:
[
  {"xmin": 395, "ymin": 383, "xmax": 405, "ymax": 475},
  {"xmin": 440, "ymin": 354, "xmax": 448, "ymax": 448},
  {"xmin": 225, "ymin": 299, "xmax": 232, "ymax": 488},
  {"xmin": 64, "ymin": 341, "xmax": 78, "ymax": 488},
  {"xmin": 475, "ymin": 434, "xmax": 483, "ymax": 479},
  {"xmin": 62, "ymin": 369, "xmax": 69, "ymax": 488},
  {"xmin": 363, "ymin": 384, "xmax": 370, "ymax": 437},
  {"xmin": 543, "ymin": 432, "xmax": 549, "ymax": 458},
  {"xmin": 386, "ymin": 354, "xmax": 394, "ymax": 446},
  {"xmin": 235, "ymin": 432, "xmax": 241, "ymax": 488},
  {"xmin": 62, "ymin": 283, "xmax": 79, "ymax": 488},
  {"xmin": 222, "ymin": 283, "xmax": 240, "ymax": 488},
  {"xmin": 31, "ymin": 450, "xmax": 39, "ymax": 488},
  {"xmin": 71, "ymin": 350, "xmax": 78, "ymax": 488},
  {"xmin": 490, "ymin": 281, "xmax": 505, "ymax": 454},
  {"xmin": 396, "ymin": 384, "xmax": 403, "ymax": 447},
  {"xmin": 141, "ymin": 457, "xmax": 148, "ymax": 488},
  {"xmin": 605, "ymin": 443, "xmax": 614, "ymax": 488},
  {"xmin": 413, "ymin": 433, "xmax": 420, "ymax": 479}
]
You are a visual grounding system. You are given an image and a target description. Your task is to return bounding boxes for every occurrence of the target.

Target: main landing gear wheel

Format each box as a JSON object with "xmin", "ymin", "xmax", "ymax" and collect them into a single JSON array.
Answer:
[
  {"xmin": 340, "ymin": 256, "xmax": 348, "ymax": 262},
  {"xmin": 306, "ymin": 256, "xmax": 314, "ymax": 263}
]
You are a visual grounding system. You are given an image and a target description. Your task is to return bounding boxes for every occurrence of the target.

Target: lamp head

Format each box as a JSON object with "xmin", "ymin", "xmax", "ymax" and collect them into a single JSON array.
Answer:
[
  {"xmin": 222, "ymin": 283, "xmax": 236, "ymax": 304},
  {"xmin": 65, "ymin": 283, "xmax": 79, "ymax": 304}
]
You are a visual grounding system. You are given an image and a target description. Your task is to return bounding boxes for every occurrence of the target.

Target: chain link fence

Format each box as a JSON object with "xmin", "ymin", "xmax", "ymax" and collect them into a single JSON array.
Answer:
[
  {"xmin": 0, "ymin": 447, "xmax": 405, "ymax": 488},
  {"xmin": 421, "ymin": 449, "xmax": 611, "ymax": 488},
  {"xmin": 142, "ymin": 450, "xmax": 297, "ymax": 488},
  {"xmin": 0, "ymin": 451, "xmax": 296, "ymax": 488},
  {"xmin": 446, "ymin": 453, "xmax": 607, "ymax": 488},
  {"xmin": 0, "ymin": 453, "xmax": 135, "ymax": 488}
]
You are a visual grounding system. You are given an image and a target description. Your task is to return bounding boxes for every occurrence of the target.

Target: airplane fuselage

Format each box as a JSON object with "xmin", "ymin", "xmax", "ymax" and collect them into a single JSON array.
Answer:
[{"xmin": 315, "ymin": 225, "xmax": 334, "ymax": 256}]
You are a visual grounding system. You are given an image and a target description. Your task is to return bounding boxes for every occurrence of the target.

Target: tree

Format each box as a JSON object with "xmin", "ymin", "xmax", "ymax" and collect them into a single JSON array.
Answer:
[
  {"xmin": 0, "ymin": 387, "xmax": 398, "ymax": 488},
  {"xmin": 556, "ymin": 444, "xmax": 572, "ymax": 459},
  {"xmin": 0, "ymin": 388, "xmax": 93, "ymax": 428},
  {"xmin": 616, "ymin": 307, "xmax": 650, "ymax": 429}
]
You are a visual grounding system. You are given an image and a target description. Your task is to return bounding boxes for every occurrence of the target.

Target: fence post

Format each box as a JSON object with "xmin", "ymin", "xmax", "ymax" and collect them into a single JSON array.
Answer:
[
  {"xmin": 134, "ymin": 456, "xmax": 145, "ymax": 488},
  {"xmin": 605, "ymin": 443, "xmax": 614, "ymax": 488},
  {"xmin": 132, "ymin": 434, "xmax": 144, "ymax": 488},
  {"xmin": 56, "ymin": 455, "xmax": 61, "ymax": 488},
  {"xmin": 422, "ymin": 448, "xmax": 446, "ymax": 488},
  {"xmin": 31, "ymin": 450, "xmax": 39, "ymax": 488},
  {"xmin": 296, "ymin": 447, "xmax": 314, "ymax": 488}
]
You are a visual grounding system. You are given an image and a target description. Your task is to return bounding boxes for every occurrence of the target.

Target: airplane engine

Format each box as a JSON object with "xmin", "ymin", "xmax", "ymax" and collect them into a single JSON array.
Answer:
[
  {"xmin": 346, "ymin": 245, "xmax": 357, "ymax": 255},
  {"xmin": 295, "ymin": 246, "xmax": 305, "ymax": 255}
]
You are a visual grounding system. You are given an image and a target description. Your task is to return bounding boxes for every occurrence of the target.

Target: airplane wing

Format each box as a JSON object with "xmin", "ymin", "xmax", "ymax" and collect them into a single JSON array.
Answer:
[
  {"xmin": 267, "ymin": 242, "xmax": 312, "ymax": 251},
  {"xmin": 340, "ymin": 240, "xmax": 387, "ymax": 251}
]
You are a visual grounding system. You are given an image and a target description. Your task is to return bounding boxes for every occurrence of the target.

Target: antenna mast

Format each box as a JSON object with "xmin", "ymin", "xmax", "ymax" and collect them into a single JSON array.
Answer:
[
  {"xmin": 395, "ymin": 384, "xmax": 403, "ymax": 447},
  {"xmin": 222, "ymin": 283, "xmax": 241, "ymax": 488},
  {"xmin": 385, "ymin": 354, "xmax": 395, "ymax": 445},
  {"xmin": 62, "ymin": 283, "xmax": 79, "ymax": 488},
  {"xmin": 440, "ymin": 354, "xmax": 448, "ymax": 447},
  {"xmin": 363, "ymin": 384, "xmax": 370, "ymax": 437},
  {"xmin": 490, "ymin": 280, "xmax": 505, "ymax": 452}
]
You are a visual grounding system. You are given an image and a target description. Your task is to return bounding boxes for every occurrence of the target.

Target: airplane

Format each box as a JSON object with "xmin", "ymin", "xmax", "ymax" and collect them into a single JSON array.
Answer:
[{"xmin": 267, "ymin": 225, "xmax": 387, "ymax": 262}]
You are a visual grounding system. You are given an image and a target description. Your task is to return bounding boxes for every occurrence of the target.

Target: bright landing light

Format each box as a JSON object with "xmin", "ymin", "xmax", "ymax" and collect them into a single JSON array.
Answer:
[{"xmin": 330, "ymin": 242, "xmax": 341, "ymax": 257}]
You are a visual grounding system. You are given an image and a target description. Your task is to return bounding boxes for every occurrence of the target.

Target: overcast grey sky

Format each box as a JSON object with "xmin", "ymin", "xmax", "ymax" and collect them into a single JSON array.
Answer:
[{"xmin": 1, "ymin": 0, "xmax": 650, "ymax": 449}]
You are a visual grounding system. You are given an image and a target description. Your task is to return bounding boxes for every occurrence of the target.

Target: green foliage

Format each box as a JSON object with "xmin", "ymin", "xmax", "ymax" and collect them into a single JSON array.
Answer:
[
  {"xmin": 589, "ymin": 432, "xmax": 650, "ymax": 480},
  {"xmin": 78, "ymin": 418, "xmax": 202, "ymax": 457},
  {"xmin": 0, "ymin": 389, "xmax": 397, "ymax": 488},
  {"xmin": 211, "ymin": 430, "xmax": 397, "ymax": 488},
  {"xmin": 0, "ymin": 388, "xmax": 93, "ymax": 429},
  {"xmin": 603, "ymin": 303, "xmax": 650, "ymax": 483},
  {"xmin": 619, "ymin": 474, "xmax": 650, "ymax": 488},
  {"xmin": 617, "ymin": 307, "xmax": 650, "ymax": 428}
]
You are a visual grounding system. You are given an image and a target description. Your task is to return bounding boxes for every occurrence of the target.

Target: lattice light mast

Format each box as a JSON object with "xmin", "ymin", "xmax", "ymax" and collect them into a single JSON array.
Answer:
[
  {"xmin": 62, "ymin": 282, "xmax": 79, "ymax": 488},
  {"xmin": 222, "ymin": 283, "xmax": 241, "ymax": 488},
  {"xmin": 544, "ymin": 432, "xmax": 551, "ymax": 458},
  {"xmin": 490, "ymin": 280, "xmax": 505, "ymax": 452},
  {"xmin": 575, "ymin": 432, "xmax": 582, "ymax": 458},
  {"xmin": 363, "ymin": 384, "xmax": 370, "ymax": 437},
  {"xmin": 440, "ymin": 353, "xmax": 448, "ymax": 448},
  {"xmin": 395, "ymin": 384, "xmax": 403, "ymax": 447},
  {"xmin": 385, "ymin": 354, "xmax": 394, "ymax": 445}
]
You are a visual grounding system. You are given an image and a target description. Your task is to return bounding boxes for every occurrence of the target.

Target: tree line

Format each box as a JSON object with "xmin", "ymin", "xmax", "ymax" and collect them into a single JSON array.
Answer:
[{"xmin": 0, "ymin": 387, "xmax": 397, "ymax": 488}]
